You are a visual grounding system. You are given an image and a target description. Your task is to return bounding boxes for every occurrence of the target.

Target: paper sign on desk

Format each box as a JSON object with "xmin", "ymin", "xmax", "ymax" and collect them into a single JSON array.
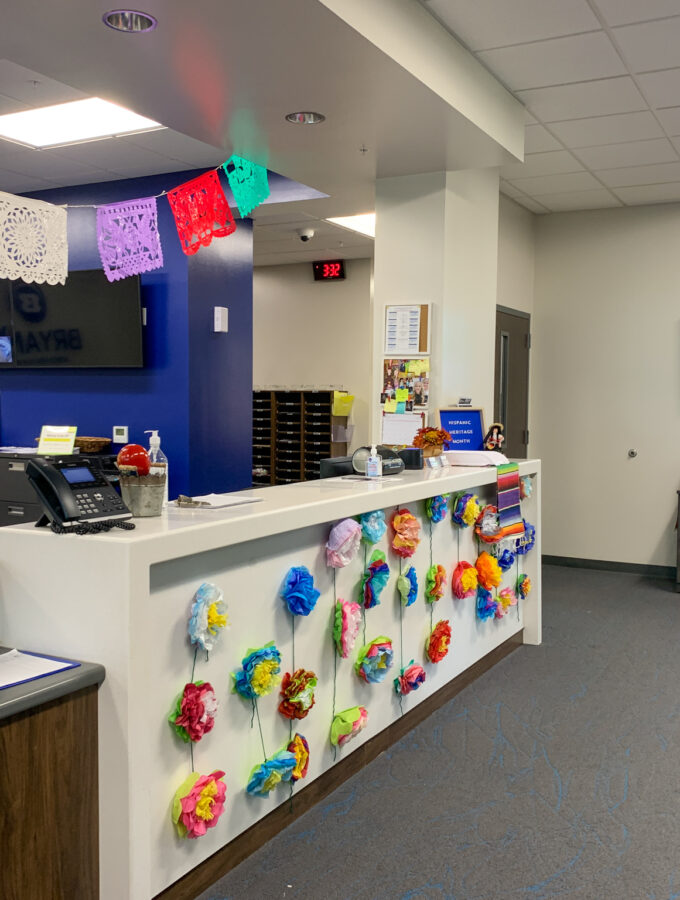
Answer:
[
  {"xmin": 0, "ymin": 648, "xmax": 79, "ymax": 690},
  {"xmin": 37, "ymin": 425, "xmax": 77, "ymax": 455}
]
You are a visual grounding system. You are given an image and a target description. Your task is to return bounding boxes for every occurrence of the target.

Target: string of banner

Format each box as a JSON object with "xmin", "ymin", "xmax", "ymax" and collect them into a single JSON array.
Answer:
[{"xmin": 0, "ymin": 154, "xmax": 270, "ymax": 287}]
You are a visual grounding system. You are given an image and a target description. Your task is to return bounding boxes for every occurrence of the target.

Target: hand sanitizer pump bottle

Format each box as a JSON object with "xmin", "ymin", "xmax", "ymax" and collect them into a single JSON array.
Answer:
[
  {"xmin": 366, "ymin": 445, "xmax": 382, "ymax": 479},
  {"xmin": 145, "ymin": 430, "xmax": 169, "ymax": 507}
]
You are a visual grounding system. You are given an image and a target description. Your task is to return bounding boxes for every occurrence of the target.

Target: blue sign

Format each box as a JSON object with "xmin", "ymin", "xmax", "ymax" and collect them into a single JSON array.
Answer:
[{"xmin": 439, "ymin": 408, "xmax": 485, "ymax": 451}]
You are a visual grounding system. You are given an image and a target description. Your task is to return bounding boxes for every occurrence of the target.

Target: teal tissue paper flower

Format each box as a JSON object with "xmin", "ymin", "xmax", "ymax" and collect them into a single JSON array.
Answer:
[
  {"xmin": 360, "ymin": 510, "xmax": 387, "ymax": 544},
  {"xmin": 282, "ymin": 566, "xmax": 320, "ymax": 616},
  {"xmin": 246, "ymin": 750, "xmax": 297, "ymax": 797}
]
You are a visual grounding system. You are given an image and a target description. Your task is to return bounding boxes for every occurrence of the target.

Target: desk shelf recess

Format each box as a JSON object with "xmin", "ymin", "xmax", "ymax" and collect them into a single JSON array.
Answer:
[{"xmin": 252, "ymin": 389, "xmax": 349, "ymax": 485}]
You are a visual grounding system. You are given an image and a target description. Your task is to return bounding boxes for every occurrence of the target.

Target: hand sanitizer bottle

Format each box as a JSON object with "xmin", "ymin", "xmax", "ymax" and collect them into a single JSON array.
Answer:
[
  {"xmin": 366, "ymin": 445, "xmax": 382, "ymax": 479},
  {"xmin": 145, "ymin": 430, "xmax": 169, "ymax": 507}
]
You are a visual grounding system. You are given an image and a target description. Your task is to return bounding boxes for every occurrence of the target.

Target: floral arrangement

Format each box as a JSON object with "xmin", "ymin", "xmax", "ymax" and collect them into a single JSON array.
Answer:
[
  {"xmin": 360, "ymin": 510, "xmax": 387, "ymax": 544},
  {"xmin": 425, "ymin": 494, "xmax": 449, "ymax": 523},
  {"xmin": 412, "ymin": 427, "xmax": 451, "ymax": 449},
  {"xmin": 515, "ymin": 521, "xmax": 536, "ymax": 556},
  {"xmin": 476, "ymin": 551, "xmax": 502, "ymax": 591},
  {"xmin": 397, "ymin": 565, "xmax": 419, "ymax": 607},
  {"xmin": 426, "ymin": 619, "xmax": 451, "ymax": 663},
  {"xmin": 188, "ymin": 582, "xmax": 228, "ymax": 652},
  {"xmin": 476, "ymin": 586, "xmax": 497, "ymax": 621},
  {"xmin": 287, "ymin": 733, "xmax": 310, "ymax": 782},
  {"xmin": 361, "ymin": 550, "xmax": 390, "ymax": 609},
  {"xmin": 278, "ymin": 668, "xmax": 317, "ymax": 720},
  {"xmin": 246, "ymin": 750, "xmax": 297, "ymax": 797},
  {"xmin": 169, "ymin": 681, "xmax": 218, "ymax": 743},
  {"xmin": 496, "ymin": 587, "xmax": 518, "ymax": 617},
  {"xmin": 326, "ymin": 518, "xmax": 362, "ymax": 568},
  {"xmin": 426, "ymin": 564, "xmax": 447, "ymax": 603},
  {"xmin": 497, "ymin": 548, "xmax": 516, "ymax": 571},
  {"xmin": 452, "ymin": 493, "xmax": 481, "ymax": 528},
  {"xmin": 355, "ymin": 636, "xmax": 394, "ymax": 683},
  {"xmin": 232, "ymin": 642, "xmax": 282, "ymax": 699},
  {"xmin": 333, "ymin": 599, "xmax": 362, "ymax": 657},
  {"xmin": 391, "ymin": 508, "xmax": 421, "ymax": 558},
  {"xmin": 452, "ymin": 561, "xmax": 478, "ymax": 599},
  {"xmin": 172, "ymin": 770, "xmax": 226, "ymax": 839},
  {"xmin": 282, "ymin": 566, "xmax": 320, "ymax": 616},
  {"xmin": 516, "ymin": 574, "xmax": 532, "ymax": 599},
  {"xmin": 394, "ymin": 661, "xmax": 426, "ymax": 696},
  {"xmin": 330, "ymin": 706, "xmax": 368, "ymax": 746}
]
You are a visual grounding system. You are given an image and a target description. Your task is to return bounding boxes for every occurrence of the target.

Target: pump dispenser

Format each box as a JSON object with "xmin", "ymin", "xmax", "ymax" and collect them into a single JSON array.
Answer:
[
  {"xmin": 366, "ymin": 445, "xmax": 382, "ymax": 479},
  {"xmin": 145, "ymin": 430, "xmax": 169, "ymax": 507}
]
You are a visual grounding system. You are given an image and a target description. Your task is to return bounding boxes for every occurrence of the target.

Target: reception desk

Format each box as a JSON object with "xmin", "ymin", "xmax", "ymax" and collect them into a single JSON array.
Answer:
[{"xmin": 0, "ymin": 461, "xmax": 541, "ymax": 900}]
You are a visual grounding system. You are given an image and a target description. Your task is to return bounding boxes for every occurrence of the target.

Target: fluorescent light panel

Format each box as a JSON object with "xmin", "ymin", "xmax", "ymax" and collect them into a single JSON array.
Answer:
[
  {"xmin": 0, "ymin": 97, "xmax": 164, "ymax": 149},
  {"xmin": 326, "ymin": 212, "xmax": 376, "ymax": 238}
]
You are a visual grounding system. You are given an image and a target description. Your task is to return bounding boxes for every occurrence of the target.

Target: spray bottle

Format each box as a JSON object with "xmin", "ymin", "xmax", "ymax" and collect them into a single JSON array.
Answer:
[{"xmin": 145, "ymin": 430, "xmax": 169, "ymax": 507}]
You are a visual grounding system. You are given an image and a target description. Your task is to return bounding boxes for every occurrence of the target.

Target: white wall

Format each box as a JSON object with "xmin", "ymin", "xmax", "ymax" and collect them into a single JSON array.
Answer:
[
  {"xmin": 253, "ymin": 259, "xmax": 372, "ymax": 450},
  {"xmin": 497, "ymin": 194, "xmax": 535, "ymax": 317}
]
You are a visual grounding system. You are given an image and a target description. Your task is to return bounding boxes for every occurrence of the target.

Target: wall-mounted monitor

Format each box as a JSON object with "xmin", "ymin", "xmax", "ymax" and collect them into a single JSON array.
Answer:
[{"xmin": 0, "ymin": 269, "xmax": 143, "ymax": 368}]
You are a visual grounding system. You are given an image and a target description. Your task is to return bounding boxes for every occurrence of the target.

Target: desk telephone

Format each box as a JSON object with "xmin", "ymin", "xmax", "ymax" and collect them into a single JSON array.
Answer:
[{"xmin": 26, "ymin": 457, "xmax": 134, "ymax": 534}]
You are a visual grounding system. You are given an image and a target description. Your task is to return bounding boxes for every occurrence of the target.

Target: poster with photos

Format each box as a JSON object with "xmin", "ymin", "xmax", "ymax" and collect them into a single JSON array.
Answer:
[{"xmin": 381, "ymin": 358, "xmax": 430, "ymax": 412}]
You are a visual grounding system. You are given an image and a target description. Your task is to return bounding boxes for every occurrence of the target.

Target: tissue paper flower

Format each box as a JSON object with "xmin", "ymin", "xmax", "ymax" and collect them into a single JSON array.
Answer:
[
  {"xmin": 452, "ymin": 493, "xmax": 481, "ymax": 528},
  {"xmin": 498, "ymin": 548, "xmax": 516, "ymax": 571},
  {"xmin": 452, "ymin": 561, "xmax": 478, "ymax": 599},
  {"xmin": 282, "ymin": 566, "xmax": 320, "ymax": 616},
  {"xmin": 278, "ymin": 669, "xmax": 317, "ymax": 720},
  {"xmin": 476, "ymin": 587, "xmax": 497, "ymax": 621},
  {"xmin": 517, "ymin": 574, "xmax": 532, "ymax": 599},
  {"xmin": 476, "ymin": 551, "xmax": 502, "ymax": 591},
  {"xmin": 232, "ymin": 643, "xmax": 281, "ymax": 699},
  {"xmin": 333, "ymin": 599, "xmax": 362, "ymax": 657},
  {"xmin": 361, "ymin": 550, "xmax": 390, "ymax": 609},
  {"xmin": 391, "ymin": 508, "xmax": 421, "ymax": 558},
  {"xmin": 169, "ymin": 681, "xmax": 218, "ymax": 743},
  {"xmin": 516, "ymin": 521, "xmax": 536, "ymax": 556},
  {"xmin": 172, "ymin": 770, "xmax": 226, "ymax": 839},
  {"xmin": 326, "ymin": 518, "xmax": 362, "ymax": 568},
  {"xmin": 331, "ymin": 706, "xmax": 368, "ymax": 746},
  {"xmin": 426, "ymin": 619, "xmax": 451, "ymax": 663},
  {"xmin": 188, "ymin": 582, "xmax": 228, "ymax": 652},
  {"xmin": 394, "ymin": 661, "xmax": 426, "ymax": 695},
  {"xmin": 397, "ymin": 565, "xmax": 419, "ymax": 607},
  {"xmin": 497, "ymin": 587, "xmax": 518, "ymax": 617},
  {"xmin": 355, "ymin": 636, "xmax": 394, "ymax": 683},
  {"xmin": 475, "ymin": 505, "xmax": 501, "ymax": 543},
  {"xmin": 288, "ymin": 733, "xmax": 310, "ymax": 782},
  {"xmin": 520, "ymin": 475, "xmax": 533, "ymax": 500},
  {"xmin": 425, "ymin": 495, "xmax": 449, "ymax": 524},
  {"xmin": 246, "ymin": 750, "xmax": 297, "ymax": 797},
  {"xmin": 360, "ymin": 510, "xmax": 387, "ymax": 544},
  {"xmin": 426, "ymin": 564, "xmax": 447, "ymax": 603}
]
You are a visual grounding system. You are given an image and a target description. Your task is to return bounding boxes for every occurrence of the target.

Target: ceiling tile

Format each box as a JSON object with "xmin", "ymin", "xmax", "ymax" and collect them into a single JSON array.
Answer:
[
  {"xmin": 574, "ymin": 137, "xmax": 679, "ymax": 168},
  {"xmin": 536, "ymin": 189, "xmax": 623, "ymax": 210},
  {"xmin": 499, "ymin": 180, "xmax": 527, "ymax": 199},
  {"xmin": 517, "ymin": 77, "xmax": 646, "ymax": 122},
  {"xmin": 423, "ymin": 0, "xmax": 600, "ymax": 51},
  {"xmin": 477, "ymin": 32, "xmax": 626, "ymax": 91},
  {"xmin": 613, "ymin": 17, "xmax": 680, "ymax": 72},
  {"xmin": 0, "ymin": 60, "xmax": 85, "ymax": 107},
  {"xmin": 510, "ymin": 195, "xmax": 551, "ymax": 213},
  {"xmin": 0, "ymin": 148, "xmax": 103, "ymax": 180},
  {"xmin": 595, "ymin": 0, "xmax": 680, "ymax": 27},
  {"xmin": 0, "ymin": 94, "xmax": 26, "ymax": 115},
  {"xmin": 500, "ymin": 149, "xmax": 583, "ymax": 179},
  {"xmin": 656, "ymin": 106, "xmax": 680, "ymax": 133},
  {"xmin": 122, "ymin": 130, "xmax": 227, "ymax": 168},
  {"xmin": 596, "ymin": 160, "xmax": 680, "ymax": 186},
  {"xmin": 612, "ymin": 181, "xmax": 680, "ymax": 203},
  {"xmin": 0, "ymin": 168, "xmax": 56, "ymax": 192},
  {"xmin": 524, "ymin": 125, "xmax": 563, "ymax": 152},
  {"xmin": 636, "ymin": 68, "xmax": 680, "ymax": 108},
  {"xmin": 52, "ymin": 139, "xmax": 190, "ymax": 177},
  {"xmin": 507, "ymin": 170, "xmax": 602, "ymax": 194},
  {"xmin": 550, "ymin": 111, "xmax": 664, "ymax": 147}
]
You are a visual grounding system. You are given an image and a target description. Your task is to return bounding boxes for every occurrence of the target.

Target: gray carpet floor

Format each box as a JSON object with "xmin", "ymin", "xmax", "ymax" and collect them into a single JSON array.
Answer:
[{"xmin": 197, "ymin": 565, "xmax": 680, "ymax": 900}]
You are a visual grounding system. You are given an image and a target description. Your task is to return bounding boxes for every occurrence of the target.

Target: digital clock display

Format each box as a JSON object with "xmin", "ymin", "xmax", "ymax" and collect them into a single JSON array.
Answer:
[{"xmin": 312, "ymin": 260, "xmax": 345, "ymax": 281}]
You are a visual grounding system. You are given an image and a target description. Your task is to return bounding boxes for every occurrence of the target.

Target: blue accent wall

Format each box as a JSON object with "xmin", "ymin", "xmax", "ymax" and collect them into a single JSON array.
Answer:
[{"xmin": 0, "ymin": 169, "xmax": 253, "ymax": 497}]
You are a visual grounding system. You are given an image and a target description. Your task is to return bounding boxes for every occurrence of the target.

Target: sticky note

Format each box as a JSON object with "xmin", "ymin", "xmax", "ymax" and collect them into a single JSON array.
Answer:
[
  {"xmin": 396, "ymin": 388, "xmax": 408, "ymax": 402},
  {"xmin": 384, "ymin": 399, "xmax": 397, "ymax": 412}
]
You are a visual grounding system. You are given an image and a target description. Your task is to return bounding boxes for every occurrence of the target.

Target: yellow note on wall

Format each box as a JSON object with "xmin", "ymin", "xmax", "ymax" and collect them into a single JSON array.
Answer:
[
  {"xmin": 396, "ymin": 388, "xmax": 409, "ymax": 402},
  {"xmin": 384, "ymin": 398, "xmax": 397, "ymax": 412}
]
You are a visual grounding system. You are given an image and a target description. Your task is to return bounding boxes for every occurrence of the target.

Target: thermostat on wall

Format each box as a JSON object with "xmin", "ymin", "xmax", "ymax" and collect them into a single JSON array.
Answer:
[{"xmin": 312, "ymin": 260, "xmax": 345, "ymax": 281}]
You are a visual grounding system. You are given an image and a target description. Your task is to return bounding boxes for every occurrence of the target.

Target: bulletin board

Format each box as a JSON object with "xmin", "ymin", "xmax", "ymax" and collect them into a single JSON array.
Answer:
[
  {"xmin": 384, "ymin": 304, "xmax": 430, "ymax": 355},
  {"xmin": 439, "ymin": 408, "xmax": 485, "ymax": 451}
]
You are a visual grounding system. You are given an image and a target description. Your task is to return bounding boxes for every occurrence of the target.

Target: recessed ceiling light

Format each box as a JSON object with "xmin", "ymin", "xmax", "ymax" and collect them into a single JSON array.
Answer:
[
  {"xmin": 103, "ymin": 9, "xmax": 157, "ymax": 32},
  {"xmin": 326, "ymin": 213, "xmax": 376, "ymax": 238},
  {"xmin": 0, "ymin": 97, "xmax": 164, "ymax": 149},
  {"xmin": 285, "ymin": 112, "xmax": 326, "ymax": 125}
]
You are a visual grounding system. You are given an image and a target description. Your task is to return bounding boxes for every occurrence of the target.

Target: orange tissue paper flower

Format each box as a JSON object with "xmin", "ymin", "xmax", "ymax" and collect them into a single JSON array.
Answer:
[
  {"xmin": 475, "ymin": 551, "xmax": 502, "ymax": 591},
  {"xmin": 391, "ymin": 508, "xmax": 421, "ymax": 558},
  {"xmin": 452, "ymin": 561, "xmax": 478, "ymax": 599}
]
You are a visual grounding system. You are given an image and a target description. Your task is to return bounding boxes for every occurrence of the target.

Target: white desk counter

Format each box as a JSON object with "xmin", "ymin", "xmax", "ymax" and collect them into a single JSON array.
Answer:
[{"xmin": 0, "ymin": 461, "xmax": 541, "ymax": 899}]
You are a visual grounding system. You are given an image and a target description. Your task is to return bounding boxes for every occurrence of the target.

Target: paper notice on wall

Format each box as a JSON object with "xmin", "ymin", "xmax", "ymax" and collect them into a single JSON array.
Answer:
[
  {"xmin": 37, "ymin": 425, "xmax": 77, "ymax": 455},
  {"xmin": 385, "ymin": 305, "xmax": 421, "ymax": 354},
  {"xmin": 381, "ymin": 412, "xmax": 423, "ymax": 446}
]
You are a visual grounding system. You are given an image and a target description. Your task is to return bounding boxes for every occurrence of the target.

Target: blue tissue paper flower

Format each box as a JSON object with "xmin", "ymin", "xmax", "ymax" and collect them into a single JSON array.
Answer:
[
  {"xmin": 361, "ymin": 551, "xmax": 390, "ymax": 609},
  {"xmin": 476, "ymin": 586, "xmax": 497, "ymax": 621},
  {"xmin": 425, "ymin": 494, "xmax": 449, "ymax": 524},
  {"xmin": 282, "ymin": 566, "xmax": 320, "ymax": 616},
  {"xmin": 498, "ymin": 548, "xmax": 515, "ymax": 571},
  {"xmin": 246, "ymin": 750, "xmax": 297, "ymax": 797},
  {"xmin": 399, "ymin": 566, "xmax": 418, "ymax": 607},
  {"xmin": 232, "ymin": 643, "xmax": 282, "ymax": 699},
  {"xmin": 515, "ymin": 521, "xmax": 536, "ymax": 556},
  {"xmin": 360, "ymin": 510, "xmax": 387, "ymax": 544}
]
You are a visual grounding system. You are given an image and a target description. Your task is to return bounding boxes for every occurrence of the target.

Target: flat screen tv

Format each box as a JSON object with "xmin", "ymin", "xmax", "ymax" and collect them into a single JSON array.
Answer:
[{"xmin": 0, "ymin": 269, "xmax": 143, "ymax": 368}]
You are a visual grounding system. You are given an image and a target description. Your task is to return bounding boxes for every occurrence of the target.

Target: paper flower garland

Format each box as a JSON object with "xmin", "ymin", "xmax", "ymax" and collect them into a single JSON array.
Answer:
[
  {"xmin": 282, "ymin": 566, "xmax": 320, "ymax": 616},
  {"xmin": 476, "ymin": 552, "xmax": 502, "ymax": 591},
  {"xmin": 425, "ymin": 495, "xmax": 449, "ymax": 523},
  {"xmin": 452, "ymin": 561, "xmax": 478, "ymax": 599},
  {"xmin": 426, "ymin": 564, "xmax": 447, "ymax": 603},
  {"xmin": 287, "ymin": 733, "xmax": 310, "ymax": 782},
  {"xmin": 278, "ymin": 669, "xmax": 317, "ymax": 720},
  {"xmin": 426, "ymin": 620, "xmax": 451, "ymax": 663},
  {"xmin": 394, "ymin": 661, "xmax": 427, "ymax": 695},
  {"xmin": 355, "ymin": 636, "xmax": 394, "ymax": 683},
  {"xmin": 188, "ymin": 582, "xmax": 228, "ymax": 652},
  {"xmin": 232, "ymin": 643, "xmax": 282, "ymax": 699},
  {"xmin": 333, "ymin": 599, "xmax": 362, "ymax": 657},
  {"xmin": 326, "ymin": 518, "xmax": 362, "ymax": 568},
  {"xmin": 172, "ymin": 770, "xmax": 226, "ymax": 839},
  {"xmin": 516, "ymin": 521, "xmax": 536, "ymax": 556},
  {"xmin": 391, "ymin": 508, "xmax": 421, "ymax": 558},
  {"xmin": 397, "ymin": 565, "xmax": 419, "ymax": 607},
  {"xmin": 169, "ymin": 681, "xmax": 218, "ymax": 743},
  {"xmin": 497, "ymin": 587, "xmax": 518, "ymax": 617},
  {"xmin": 361, "ymin": 550, "xmax": 390, "ymax": 609},
  {"xmin": 498, "ymin": 548, "xmax": 516, "ymax": 571},
  {"xmin": 452, "ymin": 493, "xmax": 481, "ymax": 528},
  {"xmin": 360, "ymin": 510, "xmax": 387, "ymax": 544},
  {"xmin": 517, "ymin": 574, "xmax": 532, "ymax": 599},
  {"xmin": 476, "ymin": 587, "xmax": 497, "ymax": 621},
  {"xmin": 330, "ymin": 706, "xmax": 368, "ymax": 746},
  {"xmin": 246, "ymin": 750, "xmax": 297, "ymax": 797}
]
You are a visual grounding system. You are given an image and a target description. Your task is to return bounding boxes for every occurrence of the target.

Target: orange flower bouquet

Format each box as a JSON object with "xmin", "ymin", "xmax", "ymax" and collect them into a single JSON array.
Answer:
[{"xmin": 412, "ymin": 427, "xmax": 451, "ymax": 459}]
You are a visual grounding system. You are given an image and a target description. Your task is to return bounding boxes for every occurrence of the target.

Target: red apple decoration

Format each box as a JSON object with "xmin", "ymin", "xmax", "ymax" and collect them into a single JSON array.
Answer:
[{"xmin": 116, "ymin": 444, "xmax": 150, "ymax": 476}]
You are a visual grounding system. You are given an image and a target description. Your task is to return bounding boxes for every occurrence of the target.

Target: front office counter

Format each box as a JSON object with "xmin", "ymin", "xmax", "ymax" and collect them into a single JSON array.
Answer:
[{"xmin": 0, "ymin": 461, "xmax": 541, "ymax": 900}]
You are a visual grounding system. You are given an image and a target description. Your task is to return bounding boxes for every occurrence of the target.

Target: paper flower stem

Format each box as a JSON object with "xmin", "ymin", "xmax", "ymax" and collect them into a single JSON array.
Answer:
[{"xmin": 253, "ymin": 697, "xmax": 267, "ymax": 762}]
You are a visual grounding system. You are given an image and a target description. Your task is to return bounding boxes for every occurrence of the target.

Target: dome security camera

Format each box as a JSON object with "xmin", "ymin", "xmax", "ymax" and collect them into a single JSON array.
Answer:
[{"xmin": 297, "ymin": 228, "xmax": 315, "ymax": 242}]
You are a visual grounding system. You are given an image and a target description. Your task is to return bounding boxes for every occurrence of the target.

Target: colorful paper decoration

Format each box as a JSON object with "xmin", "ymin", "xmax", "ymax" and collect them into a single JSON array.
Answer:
[
  {"xmin": 361, "ymin": 550, "xmax": 390, "ymax": 609},
  {"xmin": 355, "ymin": 636, "xmax": 394, "ymax": 683},
  {"xmin": 330, "ymin": 706, "xmax": 368, "ymax": 746},
  {"xmin": 282, "ymin": 566, "xmax": 320, "ymax": 616},
  {"xmin": 222, "ymin": 155, "xmax": 270, "ymax": 218},
  {"xmin": 475, "ymin": 504, "xmax": 525, "ymax": 544},
  {"xmin": 0, "ymin": 191, "xmax": 67, "ymax": 285},
  {"xmin": 96, "ymin": 196, "xmax": 163, "ymax": 282},
  {"xmin": 287, "ymin": 733, "xmax": 310, "ymax": 782},
  {"xmin": 497, "ymin": 548, "xmax": 516, "ymax": 571},
  {"xmin": 326, "ymin": 518, "xmax": 362, "ymax": 568},
  {"xmin": 172, "ymin": 770, "xmax": 227, "ymax": 838},
  {"xmin": 517, "ymin": 574, "xmax": 532, "ymax": 598},
  {"xmin": 520, "ymin": 475, "xmax": 533, "ymax": 500},
  {"xmin": 425, "ymin": 495, "xmax": 449, "ymax": 523},
  {"xmin": 394, "ymin": 661, "xmax": 426, "ymax": 696},
  {"xmin": 452, "ymin": 493, "xmax": 481, "ymax": 528},
  {"xmin": 391, "ymin": 508, "xmax": 421, "ymax": 558},
  {"xmin": 426, "ymin": 564, "xmax": 446, "ymax": 603},
  {"xmin": 426, "ymin": 620, "xmax": 451, "ymax": 663},
  {"xmin": 246, "ymin": 750, "xmax": 297, "ymax": 797},
  {"xmin": 476, "ymin": 552, "xmax": 502, "ymax": 591},
  {"xmin": 278, "ymin": 668, "xmax": 317, "ymax": 720},
  {"xmin": 397, "ymin": 565, "xmax": 418, "ymax": 607},
  {"xmin": 232, "ymin": 642, "xmax": 281, "ymax": 698},
  {"xmin": 497, "ymin": 587, "xmax": 518, "ymax": 617},
  {"xmin": 333, "ymin": 599, "xmax": 362, "ymax": 657},
  {"xmin": 168, "ymin": 681, "xmax": 218, "ymax": 743},
  {"xmin": 497, "ymin": 462, "xmax": 525, "ymax": 532},
  {"xmin": 188, "ymin": 582, "xmax": 228, "ymax": 652},
  {"xmin": 476, "ymin": 586, "xmax": 497, "ymax": 621},
  {"xmin": 452, "ymin": 561, "xmax": 477, "ymax": 599},
  {"xmin": 516, "ymin": 521, "xmax": 536, "ymax": 555},
  {"xmin": 360, "ymin": 510, "xmax": 387, "ymax": 544},
  {"xmin": 167, "ymin": 169, "xmax": 236, "ymax": 256}
]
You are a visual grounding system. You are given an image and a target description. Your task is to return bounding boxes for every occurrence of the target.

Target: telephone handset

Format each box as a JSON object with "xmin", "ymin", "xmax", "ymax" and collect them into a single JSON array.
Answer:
[{"xmin": 26, "ymin": 457, "xmax": 134, "ymax": 533}]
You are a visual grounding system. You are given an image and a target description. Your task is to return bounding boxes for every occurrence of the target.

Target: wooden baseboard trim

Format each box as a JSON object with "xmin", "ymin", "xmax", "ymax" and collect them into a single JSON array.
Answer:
[
  {"xmin": 154, "ymin": 630, "xmax": 524, "ymax": 900},
  {"xmin": 543, "ymin": 554, "xmax": 674, "ymax": 580}
]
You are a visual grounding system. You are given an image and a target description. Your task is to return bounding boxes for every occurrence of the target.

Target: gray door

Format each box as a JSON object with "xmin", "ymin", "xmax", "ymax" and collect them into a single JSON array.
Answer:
[{"xmin": 494, "ymin": 307, "xmax": 530, "ymax": 459}]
